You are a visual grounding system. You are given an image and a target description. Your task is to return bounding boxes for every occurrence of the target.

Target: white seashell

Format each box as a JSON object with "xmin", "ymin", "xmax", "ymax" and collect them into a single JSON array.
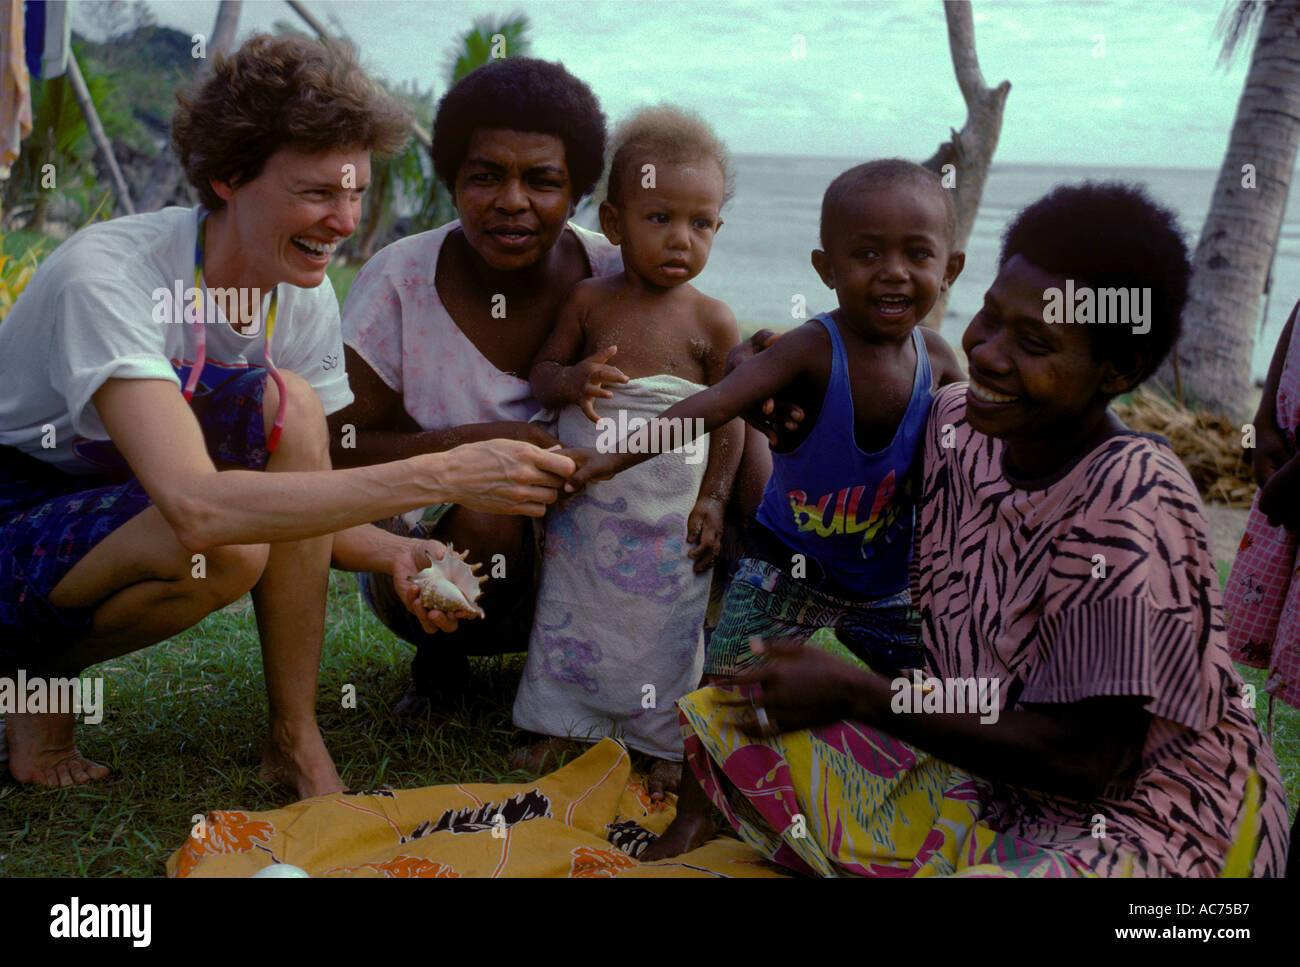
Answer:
[
  {"xmin": 251, "ymin": 863, "xmax": 310, "ymax": 878},
  {"xmin": 411, "ymin": 544, "xmax": 488, "ymax": 618}
]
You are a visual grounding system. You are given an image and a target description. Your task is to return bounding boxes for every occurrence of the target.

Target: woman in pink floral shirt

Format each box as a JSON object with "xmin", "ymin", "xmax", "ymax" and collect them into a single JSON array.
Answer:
[{"xmin": 327, "ymin": 58, "xmax": 622, "ymax": 715}]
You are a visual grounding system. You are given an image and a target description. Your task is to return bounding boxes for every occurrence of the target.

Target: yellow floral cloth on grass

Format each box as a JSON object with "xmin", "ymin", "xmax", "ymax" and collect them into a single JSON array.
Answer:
[{"xmin": 167, "ymin": 738, "xmax": 788, "ymax": 878}]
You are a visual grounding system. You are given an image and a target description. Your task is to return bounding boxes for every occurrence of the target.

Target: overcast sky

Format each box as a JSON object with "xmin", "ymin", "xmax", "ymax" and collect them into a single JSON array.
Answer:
[{"xmin": 78, "ymin": 0, "xmax": 1257, "ymax": 167}]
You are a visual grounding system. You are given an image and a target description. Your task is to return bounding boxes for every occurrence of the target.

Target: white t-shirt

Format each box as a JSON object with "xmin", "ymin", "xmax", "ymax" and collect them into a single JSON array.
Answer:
[
  {"xmin": 341, "ymin": 220, "xmax": 622, "ymax": 430},
  {"xmin": 0, "ymin": 206, "xmax": 352, "ymax": 474}
]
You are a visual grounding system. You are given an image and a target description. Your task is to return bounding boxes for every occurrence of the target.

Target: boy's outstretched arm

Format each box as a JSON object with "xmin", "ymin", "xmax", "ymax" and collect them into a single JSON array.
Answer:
[
  {"xmin": 921, "ymin": 328, "xmax": 966, "ymax": 388},
  {"xmin": 529, "ymin": 283, "xmax": 628, "ymax": 418},
  {"xmin": 723, "ymin": 330, "xmax": 807, "ymax": 447},
  {"xmin": 567, "ymin": 322, "xmax": 822, "ymax": 490},
  {"xmin": 688, "ymin": 302, "xmax": 745, "ymax": 572}
]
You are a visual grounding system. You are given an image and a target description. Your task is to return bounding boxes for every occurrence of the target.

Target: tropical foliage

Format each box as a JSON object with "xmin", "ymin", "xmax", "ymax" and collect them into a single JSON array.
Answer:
[
  {"xmin": 342, "ymin": 13, "xmax": 534, "ymax": 258},
  {"xmin": 0, "ymin": 43, "xmax": 132, "ymax": 232},
  {"xmin": 0, "ymin": 231, "xmax": 49, "ymax": 322}
]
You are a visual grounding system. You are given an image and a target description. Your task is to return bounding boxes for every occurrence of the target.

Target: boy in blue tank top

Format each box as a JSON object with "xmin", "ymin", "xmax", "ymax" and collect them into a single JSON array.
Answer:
[{"xmin": 566, "ymin": 159, "xmax": 967, "ymax": 858}]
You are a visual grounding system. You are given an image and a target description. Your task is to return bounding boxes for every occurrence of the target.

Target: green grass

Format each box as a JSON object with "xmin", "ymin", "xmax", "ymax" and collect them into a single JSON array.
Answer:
[
  {"xmin": 3, "ymin": 563, "xmax": 1295, "ymax": 877},
  {"xmin": 326, "ymin": 262, "xmax": 361, "ymax": 306},
  {"xmin": 1237, "ymin": 664, "xmax": 1299, "ymax": 821},
  {"xmin": 0, "ymin": 572, "xmax": 561, "ymax": 877}
]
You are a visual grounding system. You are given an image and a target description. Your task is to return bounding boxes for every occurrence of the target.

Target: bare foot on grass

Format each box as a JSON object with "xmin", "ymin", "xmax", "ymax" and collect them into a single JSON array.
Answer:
[
  {"xmin": 5, "ymin": 711, "xmax": 110, "ymax": 787},
  {"xmin": 259, "ymin": 724, "xmax": 345, "ymax": 800},
  {"xmin": 508, "ymin": 735, "xmax": 578, "ymax": 774},
  {"xmin": 647, "ymin": 757, "xmax": 682, "ymax": 803}
]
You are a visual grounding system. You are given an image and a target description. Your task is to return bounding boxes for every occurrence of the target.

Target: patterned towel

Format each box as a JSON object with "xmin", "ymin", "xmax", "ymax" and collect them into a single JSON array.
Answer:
[
  {"xmin": 514, "ymin": 375, "xmax": 712, "ymax": 759},
  {"xmin": 167, "ymin": 739, "xmax": 787, "ymax": 878}
]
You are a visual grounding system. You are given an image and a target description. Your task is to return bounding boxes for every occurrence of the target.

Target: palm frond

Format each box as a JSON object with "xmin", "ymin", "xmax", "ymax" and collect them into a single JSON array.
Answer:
[
  {"xmin": 442, "ymin": 13, "xmax": 532, "ymax": 86},
  {"xmin": 1216, "ymin": 0, "xmax": 1269, "ymax": 67}
]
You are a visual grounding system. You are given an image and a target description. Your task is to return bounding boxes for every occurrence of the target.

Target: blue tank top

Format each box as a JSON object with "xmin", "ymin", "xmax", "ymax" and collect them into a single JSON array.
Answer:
[{"xmin": 754, "ymin": 313, "xmax": 933, "ymax": 597}]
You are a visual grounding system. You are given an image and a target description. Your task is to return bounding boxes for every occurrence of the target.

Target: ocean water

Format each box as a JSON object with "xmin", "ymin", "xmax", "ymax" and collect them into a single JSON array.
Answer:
[{"xmin": 579, "ymin": 157, "xmax": 1291, "ymax": 383}]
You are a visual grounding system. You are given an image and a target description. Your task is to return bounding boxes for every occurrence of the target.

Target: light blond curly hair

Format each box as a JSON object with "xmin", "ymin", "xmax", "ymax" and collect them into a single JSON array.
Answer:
[{"xmin": 604, "ymin": 104, "xmax": 735, "ymax": 208}]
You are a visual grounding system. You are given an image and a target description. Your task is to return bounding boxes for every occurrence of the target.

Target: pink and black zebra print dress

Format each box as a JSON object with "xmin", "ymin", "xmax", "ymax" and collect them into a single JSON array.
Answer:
[{"xmin": 914, "ymin": 384, "xmax": 1290, "ymax": 876}]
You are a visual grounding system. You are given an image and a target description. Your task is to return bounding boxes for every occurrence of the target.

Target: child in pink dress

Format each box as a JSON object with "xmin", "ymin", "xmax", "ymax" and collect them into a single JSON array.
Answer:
[{"xmin": 1225, "ymin": 302, "xmax": 1300, "ymax": 710}]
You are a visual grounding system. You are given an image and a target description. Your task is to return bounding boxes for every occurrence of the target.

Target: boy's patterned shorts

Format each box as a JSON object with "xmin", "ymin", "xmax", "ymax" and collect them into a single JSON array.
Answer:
[{"xmin": 703, "ymin": 557, "xmax": 923, "ymax": 679}]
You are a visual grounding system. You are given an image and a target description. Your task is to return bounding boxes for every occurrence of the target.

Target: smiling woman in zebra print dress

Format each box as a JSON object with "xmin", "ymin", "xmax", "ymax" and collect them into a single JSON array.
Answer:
[{"xmin": 667, "ymin": 183, "xmax": 1290, "ymax": 877}]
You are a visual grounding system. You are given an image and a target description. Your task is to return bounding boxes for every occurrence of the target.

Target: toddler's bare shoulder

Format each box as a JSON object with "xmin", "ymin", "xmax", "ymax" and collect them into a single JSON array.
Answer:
[
  {"xmin": 784, "ymin": 318, "xmax": 833, "ymax": 351},
  {"xmin": 567, "ymin": 274, "xmax": 619, "ymax": 301},
  {"xmin": 921, "ymin": 327, "xmax": 965, "ymax": 384},
  {"xmin": 692, "ymin": 292, "xmax": 741, "ymax": 341},
  {"xmin": 740, "ymin": 319, "xmax": 831, "ymax": 379},
  {"xmin": 920, "ymin": 326, "xmax": 958, "ymax": 358}
]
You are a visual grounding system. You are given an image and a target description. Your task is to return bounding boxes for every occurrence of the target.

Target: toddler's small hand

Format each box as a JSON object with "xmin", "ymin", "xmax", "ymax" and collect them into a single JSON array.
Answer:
[
  {"xmin": 1251, "ymin": 420, "xmax": 1295, "ymax": 490},
  {"xmin": 574, "ymin": 345, "xmax": 629, "ymax": 423},
  {"xmin": 687, "ymin": 497, "xmax": 725, "ymax": 572},
  {"xmin": 560, "ymin": 446, "xmax": 621, "ymax": 495}
]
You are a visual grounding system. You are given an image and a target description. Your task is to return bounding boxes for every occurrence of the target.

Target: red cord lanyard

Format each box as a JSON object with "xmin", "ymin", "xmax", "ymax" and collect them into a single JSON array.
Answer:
[{"xmin": 185, "ymin": 211, "xmax": 288, "ymax": 452}]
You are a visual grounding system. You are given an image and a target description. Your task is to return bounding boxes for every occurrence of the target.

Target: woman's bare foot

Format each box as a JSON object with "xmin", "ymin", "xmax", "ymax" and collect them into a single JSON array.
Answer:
[
  {"xmin": 508, "ymin": 735, "xmax": 577, "ymax": 774},
  {"xmin": 5, "ymin": 711, "xmax": 110, "ymax": 786},
  {"xmin": 647, "ymin": 757, "xmax": 682, "ymax": 803},
  {"xmin": 259, "ymin": 723, "xmax": 345, "ymax": 800},
  {"xmin": 640, "ymin": 808, "xmax": 716, "ymax": 861}
]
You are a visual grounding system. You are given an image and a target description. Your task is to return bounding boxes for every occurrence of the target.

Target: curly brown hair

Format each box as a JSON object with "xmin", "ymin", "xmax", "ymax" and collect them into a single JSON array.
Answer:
[{"xmin": 172, "ymin": 34, "xmax": 412, "ymax": 211}]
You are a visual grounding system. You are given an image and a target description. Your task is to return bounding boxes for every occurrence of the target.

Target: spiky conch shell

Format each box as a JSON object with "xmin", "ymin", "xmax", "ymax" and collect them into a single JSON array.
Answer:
[{"xmin": 411, "ymin": 544, "xmax": 488, "ymax": 618}]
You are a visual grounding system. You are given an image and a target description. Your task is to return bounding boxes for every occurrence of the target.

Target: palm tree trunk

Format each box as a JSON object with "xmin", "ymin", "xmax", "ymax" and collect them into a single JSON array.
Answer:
[
  {"xmin": 921, "ymin": 0, "xmax": 1010, "ymax": 330},
  {"xmin": 66, "ymin": 51, "xmax": 134, "ymax": 216},
  {"xmin": 1154, "ymin": 0, "xmax": 1300, "ymax": 422}
]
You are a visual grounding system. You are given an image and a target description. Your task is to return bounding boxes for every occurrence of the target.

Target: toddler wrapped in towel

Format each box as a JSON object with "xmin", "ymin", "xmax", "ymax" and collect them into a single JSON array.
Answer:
[{"xmin": 511, "ymin": 106, "xmax": 743, "ymax": 798}]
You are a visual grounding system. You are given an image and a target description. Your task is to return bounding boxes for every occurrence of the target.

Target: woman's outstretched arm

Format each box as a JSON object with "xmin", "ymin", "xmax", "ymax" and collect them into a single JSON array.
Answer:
[
  {"xmin": 566, "ymin": 322, "xmax": 824, "ymax": 489},
  {"xmin": 94, "ymin": 377, "xmax": 575, "ymax": 552}
]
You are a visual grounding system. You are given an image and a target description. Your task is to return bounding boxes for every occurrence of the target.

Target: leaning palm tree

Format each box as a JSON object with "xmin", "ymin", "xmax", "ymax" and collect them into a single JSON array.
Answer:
[
  {"xmin": 920, "ymin": 0, "xmax": 1010, "ymax": 330},
  {"xmin": 136, "ymin": 0, "xmax": 241, "ymax": 211},
  {"xmin": 1155, "ymin": 0, "xmax": 1300, "ymax": 422}
]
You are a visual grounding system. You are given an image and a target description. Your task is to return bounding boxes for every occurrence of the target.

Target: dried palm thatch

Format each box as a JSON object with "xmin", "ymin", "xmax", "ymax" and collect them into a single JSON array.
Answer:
[{"xmin": 1112, "ymin": 388, "xmax": 1257, "ymax": 508}]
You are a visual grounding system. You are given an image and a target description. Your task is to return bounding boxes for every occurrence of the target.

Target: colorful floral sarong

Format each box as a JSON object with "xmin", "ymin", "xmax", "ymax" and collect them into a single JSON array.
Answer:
[{"xmin": 679, "ymin": 630, "xmax": 1093, "ymax": 878}]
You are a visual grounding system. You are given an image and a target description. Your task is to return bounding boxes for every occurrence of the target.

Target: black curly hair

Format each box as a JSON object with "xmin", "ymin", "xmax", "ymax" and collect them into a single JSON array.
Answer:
[
  {"xmin": 819, "ymin": 159, "xmax": 956, "ymax": 249},
  {"xmin": 431, "ymin": 57, "xmax": 606, "ymax": 202},
  {"xmin": 999, "ymin": 182, "xmax": 1191, "ymax": 386}
]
